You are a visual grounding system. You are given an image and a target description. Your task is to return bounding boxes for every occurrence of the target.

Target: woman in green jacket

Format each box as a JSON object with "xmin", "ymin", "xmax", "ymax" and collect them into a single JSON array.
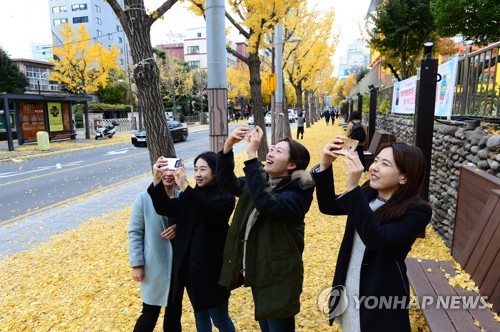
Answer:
[{"xmin": 217, "ymin": 124, "xmax": 314, "ymax": 332}]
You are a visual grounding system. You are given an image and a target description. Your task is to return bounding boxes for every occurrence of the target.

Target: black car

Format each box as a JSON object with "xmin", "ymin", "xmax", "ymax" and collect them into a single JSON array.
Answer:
[{"xmin": 131, "ymin": 120, "xmax": 189, "ymax": 147}]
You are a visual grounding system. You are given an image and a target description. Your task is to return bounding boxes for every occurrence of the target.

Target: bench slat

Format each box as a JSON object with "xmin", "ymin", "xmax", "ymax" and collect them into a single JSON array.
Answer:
[
  {"xmin": 405, "ymin": 258, "xmax": 456, "ymax": 331},
  {"xmin": 419, "ymin": 260, "xmax": 480, "ymax": 331},
  {"xmin": 439, "ymin": 261, "xmax": 499, "ymax": 332}
]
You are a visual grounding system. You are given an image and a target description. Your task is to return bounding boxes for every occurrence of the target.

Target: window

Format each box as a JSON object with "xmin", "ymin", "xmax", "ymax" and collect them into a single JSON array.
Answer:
[
  {"xmin": 120, "ymin": 59, "xmax": 124, "ymax": 65},
  {"xmin": 108, "ymin": 34, "xmax": 113, "ymax": 40},
  {"xmin": 95, "ymin": 5, "xmax": 101, "ymax": 12},
  {"xmin": 52, "ymin": 6, "xmax": 67, "ymax": 13},
  {"xmin": 188, "ymin": 61, "xmax": 200, "ymax": 68},
  {"xmin": 96, "ymin": 17, "xmax": 102, "ymax": 25},
  {"xmin": 72, "ymin": 4, "xmax": 87, "ymax": 11},
  {"xmin": 120, "ymin": 48, "xmax": 123, "ymax": 54},
  {"xmin": 53, "ymin": 18, "xmax": 68, "ymax": 26},
  {"xmin": 116, "ymin": 25, "xmax": 121, "ymax": 32},
  {"xmin": 197, "ymin": 32, "xmax": 202, "ymax": 38},
  {"xmin": 96, "ymin": 30, "xmax": 102, "ymax": 37},
  {"xmin": 118, "ymin": 37, "xmax": 123, "ymax": 43},
  {"xmin": 73, "ymin": 16, "xmax": 88, "ymax": 24},
  {"xmin": 187, "ymin": 46, "xmax": 199, "ymax": 54}
]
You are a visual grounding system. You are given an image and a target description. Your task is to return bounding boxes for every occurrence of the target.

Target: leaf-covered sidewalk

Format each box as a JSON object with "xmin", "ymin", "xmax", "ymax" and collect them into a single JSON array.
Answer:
[{"xmin": 0, "ymin": 121, "xmax": 482, "ymax": 331}]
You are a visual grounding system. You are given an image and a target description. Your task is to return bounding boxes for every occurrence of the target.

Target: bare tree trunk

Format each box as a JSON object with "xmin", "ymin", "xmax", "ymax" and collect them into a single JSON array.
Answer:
[
  {"xmin": 294, "ymin": 83, "xmax": 303, "ymax": 110},
  {"xmin": 304, "ymin": 90, "xmax": 311, "ymax": 128},
  {"xmin": 248, "ymin": 52, "xmax": 268, "ymax": 161},
  {"xmin": 83, "ymin": 100, "xmax": 90, "ymax": 139},
  {"xmin": 107, "ymin": 0, "xmax": 176, "ymax": 167}
]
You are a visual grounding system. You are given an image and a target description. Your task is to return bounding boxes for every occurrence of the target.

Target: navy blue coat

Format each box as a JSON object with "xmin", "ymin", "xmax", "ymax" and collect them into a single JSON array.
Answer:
[
  {"xmin": 312, "ymin": 165, "xmax": 432, "ymax": 332},
  {"xmin": 148, "ymin": 182, "xmax": 235, "ymax": 312}
]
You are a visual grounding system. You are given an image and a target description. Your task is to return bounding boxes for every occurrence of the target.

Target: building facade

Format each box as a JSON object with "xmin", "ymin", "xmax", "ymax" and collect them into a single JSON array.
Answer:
[
  {"xmin": 13, "ymin": 59, "xmax": 60, "ymax": 94},
  {"xmin": 337, "ymin": 38, "xmax": 371, "ymax": 79},
  {"xmin": 48, "ymin": 0, "xmax": 129, "ymax": 69},
  {"xmin": 156, "ymin": 27, "xmax": 238, "ymax": 70}
]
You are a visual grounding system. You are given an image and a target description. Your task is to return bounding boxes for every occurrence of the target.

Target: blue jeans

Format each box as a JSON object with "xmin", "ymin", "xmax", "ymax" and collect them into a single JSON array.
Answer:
[{"xmin": 194, "ymin": 301, "xmax": 235, "ymax": 332}]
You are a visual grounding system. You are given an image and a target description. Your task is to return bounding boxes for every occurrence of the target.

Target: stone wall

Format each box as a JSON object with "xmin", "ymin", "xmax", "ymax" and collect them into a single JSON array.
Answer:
[{"xmin": 373, "ymin": 113, "xmax": 500, "ymax": 247}]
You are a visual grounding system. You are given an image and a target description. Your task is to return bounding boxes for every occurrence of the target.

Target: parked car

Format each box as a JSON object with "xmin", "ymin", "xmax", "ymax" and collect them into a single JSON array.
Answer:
[
  {"xmin": 288, "ymin": 110, "xmax": 296, "ymax": 123},
  {"xmin": 248, "ymin": 115, "xmax": 254, "ymax": 125},
  {"xmin": 131, "ymin": 120, "xmax": 188, "ymax": 147},
  {"xmin": 265, "ymin": 112, "xmax": 272, "ymax": 126}
]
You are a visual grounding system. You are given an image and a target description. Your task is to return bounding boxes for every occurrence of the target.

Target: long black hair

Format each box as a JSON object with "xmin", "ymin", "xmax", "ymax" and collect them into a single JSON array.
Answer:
[{"xmin": 362, "ymin": 142, "xmax": 430, "ymax": 224}]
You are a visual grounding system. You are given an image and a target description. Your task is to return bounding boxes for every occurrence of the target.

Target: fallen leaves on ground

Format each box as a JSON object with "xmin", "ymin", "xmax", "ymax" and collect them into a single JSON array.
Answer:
[{"xmin": 0, "ymin": 121, "xmax": 483, "ymax": 331}]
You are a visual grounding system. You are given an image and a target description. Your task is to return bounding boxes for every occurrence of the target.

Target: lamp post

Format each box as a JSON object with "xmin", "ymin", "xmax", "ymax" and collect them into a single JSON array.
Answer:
[
  {"xmin": 37, "ymin": 71, "xmax": 50, "ymax": 95},
  {"xmin": 272, "ymin": 23, "xmax": 301, "ymax": 142}
]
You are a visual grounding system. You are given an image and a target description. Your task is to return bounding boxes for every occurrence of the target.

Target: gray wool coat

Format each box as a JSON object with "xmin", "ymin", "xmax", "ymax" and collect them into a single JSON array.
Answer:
[{"xmin": 128, "ymin": 191, "xmax": 177, "ymax": 307}]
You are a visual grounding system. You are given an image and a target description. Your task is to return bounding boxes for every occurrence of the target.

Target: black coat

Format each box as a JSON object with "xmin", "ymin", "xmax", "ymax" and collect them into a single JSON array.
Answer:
[
  {"xmin": 312, "ymin": 165, "xmax": 432, "ymax": 332},
  {"xmin": 148, "ymin": 182, "xmax": 235, "ymax": 312}
]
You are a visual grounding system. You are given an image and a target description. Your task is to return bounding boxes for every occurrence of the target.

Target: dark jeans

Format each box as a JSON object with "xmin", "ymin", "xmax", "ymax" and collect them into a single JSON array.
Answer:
[
  {"xmin": 296, "ymin": 127, "xmax": 304, "ymax": 139},
  {"xmin": 194, "ymin": 301, "xmax": 235, "ymax": 332},
  {"xmin": 133, "ymin": 302, "xmax": 166, "ymax": 332}
]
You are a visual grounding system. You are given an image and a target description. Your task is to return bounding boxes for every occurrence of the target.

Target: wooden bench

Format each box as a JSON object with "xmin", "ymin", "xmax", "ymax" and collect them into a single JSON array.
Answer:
[
  {"xmin": 453, "ymin": 167, "xmax": 500, "ymax": 313},
  {"xmin": 405, "ymin": 258, "xmax": 498, "ymax": 331},
  {"xmin": 363, "ymin": 129, "xmax": 395, "ymax": 168}
]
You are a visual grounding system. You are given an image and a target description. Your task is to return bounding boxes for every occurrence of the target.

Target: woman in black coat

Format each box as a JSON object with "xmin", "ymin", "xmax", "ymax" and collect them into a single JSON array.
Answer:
[
  {"xmin": 148, "ymin": 152, "xmax": 236, "ymax": 332},
  {"xmin": 312, "ymin": 140, "xmax": 432, "ymax": 332}
]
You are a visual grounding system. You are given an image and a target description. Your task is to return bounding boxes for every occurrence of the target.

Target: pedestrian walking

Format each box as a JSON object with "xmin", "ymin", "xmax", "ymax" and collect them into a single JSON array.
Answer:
[
  {"xmin": 296, "ymin": 112, "xmax": 305, "ymax": 140},
  {"xmin": 148, "ymin": 153, "xmax": 236, "ymax": 332},
  {"xmin": 217, "ymin": 125, "xmax": 315, "ymax": 331},
  {"xmin": 129, "ymin": 169, "xmax": 178, "ymax": 331},
  {"xmin": 324, "ymin": 110, "xmax": 331, "ymax": 126},
  {"xmin": 312, "ymin": 140, "xmax": 432, "ymax": 331},
  {"xmin": 345, "ymin": 111, "xmax": 368, "ymax": 171}
]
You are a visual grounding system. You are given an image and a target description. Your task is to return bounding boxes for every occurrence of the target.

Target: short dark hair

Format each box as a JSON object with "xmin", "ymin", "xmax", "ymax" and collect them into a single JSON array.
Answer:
[
  {"xmin": 279, "ymin": 137, "xmax": 310, "ymax": 173},
  {"xmin": 351, "ymin": 111, "xmax": 361, "ymax": 120}
]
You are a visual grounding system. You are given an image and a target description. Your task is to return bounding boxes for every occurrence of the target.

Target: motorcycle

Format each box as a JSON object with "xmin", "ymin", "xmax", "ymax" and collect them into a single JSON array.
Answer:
[{"xmin": 95, "ymin": 120, "xmax": 119, "ymax": 139}]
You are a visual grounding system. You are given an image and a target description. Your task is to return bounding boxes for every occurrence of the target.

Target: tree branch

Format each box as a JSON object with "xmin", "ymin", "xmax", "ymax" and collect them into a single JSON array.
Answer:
[
  {"xmin": 387, "ymin": 63, "xmax": 401, "ymax": 81},
  {"xmin": 225, "ymin": 11, "xmax": 250, "ymax": 39},
  {"xmin": 226, "ymin": 46, "xmax": 248, "ymax": 65},
  {"xmin": 151, "ymin": 0, "xmax": 179, "ymax": 25}
]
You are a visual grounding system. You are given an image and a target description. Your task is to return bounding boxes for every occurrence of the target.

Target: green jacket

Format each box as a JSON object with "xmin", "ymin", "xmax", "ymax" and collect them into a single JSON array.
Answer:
[{"xmin": 217, "ymin": 151, "xmax": 314, "ymax": 320}]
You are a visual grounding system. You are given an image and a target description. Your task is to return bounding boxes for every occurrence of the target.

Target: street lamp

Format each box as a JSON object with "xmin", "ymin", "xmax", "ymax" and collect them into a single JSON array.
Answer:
[{"xmin": 37, "ymin": 71, "xmax": 50, "ymax": 95}]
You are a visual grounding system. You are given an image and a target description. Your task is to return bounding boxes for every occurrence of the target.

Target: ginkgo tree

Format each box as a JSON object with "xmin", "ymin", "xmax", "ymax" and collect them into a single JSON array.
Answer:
[
  {"xmin": 106, "ymin": 0, "xmax": 181, "ymax": 166},
  {"xmin": 51, "ymin": 23, "xmax": 119, "ymax": 139},
  {"xmin": 283, "ymin": 4, "xmax": 336, "ymax": 126},
  {"xmin": 189, "ymin": 0, "xmax": 305, "ymax": 160}
]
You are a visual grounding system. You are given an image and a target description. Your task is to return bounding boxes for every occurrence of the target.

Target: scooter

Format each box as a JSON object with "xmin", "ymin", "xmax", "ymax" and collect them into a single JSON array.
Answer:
[{"xmin": 95, "ymin": 121, "xmax": 119, "ymax": 139}]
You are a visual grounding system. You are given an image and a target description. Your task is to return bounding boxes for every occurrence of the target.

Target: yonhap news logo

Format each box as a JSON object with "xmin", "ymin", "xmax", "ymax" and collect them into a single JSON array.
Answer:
[{"xmin": 317, "ymin": 286, "xmax": 488, "ymax": 319}]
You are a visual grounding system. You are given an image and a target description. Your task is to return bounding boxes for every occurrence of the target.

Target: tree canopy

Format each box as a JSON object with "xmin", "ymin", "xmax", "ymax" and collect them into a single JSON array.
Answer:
[
  {"xmin": 368, "ymin": 0, "xmax": 435, "ymax": 81},
  {"xmin": 0, "ymin": 47, "xmax": 28, "ymax": 94},
  {"xmin": 432, "ymin": 0, "xmax": 500, "ymax": 46}
]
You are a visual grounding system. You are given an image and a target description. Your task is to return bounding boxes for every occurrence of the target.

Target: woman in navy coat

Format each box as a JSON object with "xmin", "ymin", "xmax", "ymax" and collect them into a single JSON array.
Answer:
[
  {"xmin": 312, "ymin": 140, "xmax": 432, "ymax": 332},
  {"xmin": 148, "ymin": 152, "xmax": 236, "ymax": 332}
]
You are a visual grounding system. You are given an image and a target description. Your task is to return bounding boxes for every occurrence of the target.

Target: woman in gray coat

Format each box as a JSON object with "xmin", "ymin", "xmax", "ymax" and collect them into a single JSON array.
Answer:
[{"xmin": 129, "ymin": 169, "xmax": 179, "ymax": 331}]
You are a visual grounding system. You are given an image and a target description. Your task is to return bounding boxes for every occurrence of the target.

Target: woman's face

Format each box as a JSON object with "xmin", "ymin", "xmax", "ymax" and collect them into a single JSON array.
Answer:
[
  {"xmin": 161, "ymin": 169, "xmax": 175, "ymax": 188},
  {"xmin": 263, "ymin": 141, "xmax": 295, "ymax": 177},
  {"xmin": 368, "ymin": 147, "xmax": 407, "ymax": 199},
  {"xmin": 194, "ymin": 158, "xmax": 215, "ymax": 187}
]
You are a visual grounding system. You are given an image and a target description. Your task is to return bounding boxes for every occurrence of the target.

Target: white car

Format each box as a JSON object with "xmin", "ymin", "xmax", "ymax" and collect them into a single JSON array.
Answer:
[
  {"xmin": 265, "ymin": 112, "xmax": 272, "ymax": 126},
  {"xmin": 248, "ymin": 115, "xmax": 254, "ymax": 125}
]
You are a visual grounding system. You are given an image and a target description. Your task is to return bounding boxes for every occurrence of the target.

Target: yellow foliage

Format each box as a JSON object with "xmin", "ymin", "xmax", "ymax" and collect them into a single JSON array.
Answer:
[
  {"xmin": 51, "ymin": 24, "xmax": 119, "ymax": 94},
  {"xmin": 227, "ymin": 65, "xmax": 251, "ymax": 103},
  {"xmin": 3, "ymin": 122, "xmax": 496, "ymax": 331}
]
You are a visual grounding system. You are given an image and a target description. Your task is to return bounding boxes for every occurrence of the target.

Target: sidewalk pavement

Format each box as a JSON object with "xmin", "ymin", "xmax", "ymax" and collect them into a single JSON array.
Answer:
[{"xmin": 0, "ymin": 123, "xmax": 209, "ymax": 258}]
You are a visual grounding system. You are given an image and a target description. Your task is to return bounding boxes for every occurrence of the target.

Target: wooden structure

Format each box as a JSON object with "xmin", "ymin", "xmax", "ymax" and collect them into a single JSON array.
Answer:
[
  {"xmin": 406, "ymin": 258, "xmax": 498, "ymax": 331},
  {"xmin": 363, "ymin": 129, "xmax": 396, "ymax": 168},
  {"xmin": 452, "ymin": 166, "xmax": 500, "ymax": 313},
  {"xmin": 1, "ymin": 93, "xmax": 91, "ymax": 150}
]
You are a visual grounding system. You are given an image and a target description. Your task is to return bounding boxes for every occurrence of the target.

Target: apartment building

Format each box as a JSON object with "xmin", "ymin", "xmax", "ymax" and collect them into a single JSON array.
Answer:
[
  {"xmin": 156, "ymin": 27, "xmax": 238, "ymax": 69},
  {"xmin": 48, "ymin": 0, "xmax": 129, "ymax": 69}
]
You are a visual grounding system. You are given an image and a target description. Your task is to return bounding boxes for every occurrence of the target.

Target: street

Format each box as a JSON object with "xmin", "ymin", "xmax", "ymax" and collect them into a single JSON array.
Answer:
[{"xmin": 0, "ymin": 122, "xmax": 287, "ymax": 224}]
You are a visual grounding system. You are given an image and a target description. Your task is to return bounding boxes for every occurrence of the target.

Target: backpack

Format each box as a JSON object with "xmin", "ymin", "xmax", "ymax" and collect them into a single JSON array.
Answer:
[{"xmin": 351, "ymin": 122, "xmax": 366, "ymax": 142}]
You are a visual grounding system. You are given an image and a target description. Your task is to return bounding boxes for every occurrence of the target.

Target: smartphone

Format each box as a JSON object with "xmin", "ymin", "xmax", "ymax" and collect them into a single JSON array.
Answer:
[
  {"xmin": 160, "ymin": 158, "xmax": 182, "ymax": 170},
  {"xmin": 334, "ymin": 138, "xmax": 359, "ymax": 156}
]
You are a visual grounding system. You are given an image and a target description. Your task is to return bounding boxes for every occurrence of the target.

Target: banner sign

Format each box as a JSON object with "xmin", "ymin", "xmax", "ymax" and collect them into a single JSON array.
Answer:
[
  {"xmin": 391, "ymin": 76, "xmax": 417, "ymax": 114},
  {"xmin": 435, "ymin": 57, "xmax": 458, "ymax": 117},
  {"xmin": 48, "ymin": 102, "xmax": 63, "ymax": 132}
]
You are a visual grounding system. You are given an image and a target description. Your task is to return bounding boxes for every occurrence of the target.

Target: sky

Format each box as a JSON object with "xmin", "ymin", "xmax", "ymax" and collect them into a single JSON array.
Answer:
[{"xmin": 0, "ymin": 0, "xmax": 371, "ymax": 72}]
